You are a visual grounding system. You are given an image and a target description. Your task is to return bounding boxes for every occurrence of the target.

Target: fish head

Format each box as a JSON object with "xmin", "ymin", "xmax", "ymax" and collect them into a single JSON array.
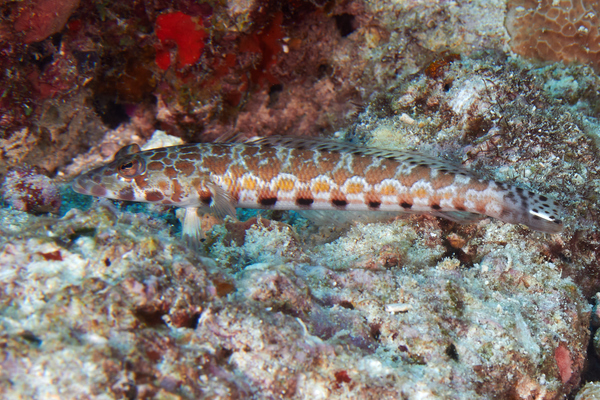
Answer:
[{"xmin": 72, "ymin": 144, "xmax": 199, "ymax": 206}]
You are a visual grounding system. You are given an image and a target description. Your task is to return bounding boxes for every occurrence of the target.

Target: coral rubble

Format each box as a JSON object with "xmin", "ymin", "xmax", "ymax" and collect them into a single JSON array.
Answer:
[
  {"xmin": 0, "ymin": 206, "xmax": 590, "ymax": 399},
  {"xmin": 576, "ymin": 382, "xmax": 600, "ymax": 400},
  {"xmin": 3, "ymin": 166, "xmax": 61, "ymax": 214}
]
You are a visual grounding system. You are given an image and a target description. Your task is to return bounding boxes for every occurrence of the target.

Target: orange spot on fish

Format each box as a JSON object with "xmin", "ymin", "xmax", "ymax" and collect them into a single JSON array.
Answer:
[
  {"xmin": 380, "ymin": 185, "xmax": 397, "ymax": 196},
  {"xmin": 313, "ymin": 181, "xmax": 330, "ymax": 193},
  {"xmin": 276, "ymin": 177, "xmax": 295, "ymax": 192},
  {"xmin": 412, "ymin": 187, "xmax": 429, "ymax": 198},
  {"xmin": 345, "ymin": 182, "xmax": 364, "ymax": 194},
  {"xmin": 242, "ymin": 176, "xmax": 257, "ymax": 190}
]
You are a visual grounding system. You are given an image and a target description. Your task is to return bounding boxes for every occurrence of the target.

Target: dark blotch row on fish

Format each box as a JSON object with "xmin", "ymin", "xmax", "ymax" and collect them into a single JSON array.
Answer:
[
  {"xmin": 296, "ymin": 197, "xmax": 314, "ymax": 206},
  {"xmin": 259, "ymin": 197, "xmax": 278, "ymax": 206},
  {"xmin": 368, "ymin": 200, "xmax": 382, "ymax": 209},
  {"xmin": 332, "ymin": 199, "xmax": 348, "ymax": 207}
]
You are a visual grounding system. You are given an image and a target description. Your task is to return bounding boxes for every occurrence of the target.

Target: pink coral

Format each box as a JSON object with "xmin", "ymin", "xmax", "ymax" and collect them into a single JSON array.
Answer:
[
  {"xmin": 506, "ymin": 0, "xmax": 600, "ymax": 69},
  {"xmin": 555, "ymin": 343, "xmax": 573, "ymax": 384},
  {"xmin": 3, "ymin": 166, "xmax": 61, "ymax": 214}
]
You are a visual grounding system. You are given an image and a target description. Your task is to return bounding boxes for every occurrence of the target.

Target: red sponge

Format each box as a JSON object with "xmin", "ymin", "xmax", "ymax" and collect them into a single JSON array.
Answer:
[{"xmin": 155, "ymin": 12, "xmax": 208, "ymax": 70}]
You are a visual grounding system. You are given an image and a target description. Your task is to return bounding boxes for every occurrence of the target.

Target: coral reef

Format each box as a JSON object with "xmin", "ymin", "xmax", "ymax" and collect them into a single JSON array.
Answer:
[{"xmin": 3, "ymin": 0, "xmax": 600, "ymax": 398}]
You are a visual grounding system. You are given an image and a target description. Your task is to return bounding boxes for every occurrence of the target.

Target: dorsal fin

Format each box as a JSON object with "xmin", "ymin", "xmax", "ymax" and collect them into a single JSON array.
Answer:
[
  {"xmin": 246, "ymin": 136, "xmax": 472, "ymax": 176},
  {"xmin": 213, "ymin": 130, "xmax": 243, "ymax": 144}
]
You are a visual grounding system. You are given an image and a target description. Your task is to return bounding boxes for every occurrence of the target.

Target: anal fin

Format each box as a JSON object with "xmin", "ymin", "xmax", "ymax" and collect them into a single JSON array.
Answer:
[
  {"xmin": 207, "ymin": 182, "xmax": 238, "ymax": 220},
  {"xmin": 297, "ymin": 210, "xmax": 398, "ymax": 227},
  {"xmin": 431, "ymin": 211, "xmax": 484, "ymax": 224}
]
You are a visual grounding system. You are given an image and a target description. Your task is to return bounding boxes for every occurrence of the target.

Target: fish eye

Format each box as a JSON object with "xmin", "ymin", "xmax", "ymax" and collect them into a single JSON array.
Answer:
[{"xmin": 117, "ymin": 157, "xmax": 145, "ymax": 178}]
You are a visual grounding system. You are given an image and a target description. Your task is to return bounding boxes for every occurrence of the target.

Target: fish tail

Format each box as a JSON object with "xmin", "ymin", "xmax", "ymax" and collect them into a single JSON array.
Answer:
[{"xmin": 498, "ymin": 187, "xmax": 563, "ymax": 233}]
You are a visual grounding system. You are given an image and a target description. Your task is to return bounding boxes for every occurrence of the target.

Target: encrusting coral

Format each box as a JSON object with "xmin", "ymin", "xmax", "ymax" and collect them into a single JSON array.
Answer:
[{"xmin": 506, "ymin": 0, "xmax": 600, "ymax": 70}]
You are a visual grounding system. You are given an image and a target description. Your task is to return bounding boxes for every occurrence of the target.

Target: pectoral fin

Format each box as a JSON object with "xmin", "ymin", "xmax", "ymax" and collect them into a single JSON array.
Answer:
[{"xmin": 207, "ymin": 182, "xmax": 237, "ymax": 220}]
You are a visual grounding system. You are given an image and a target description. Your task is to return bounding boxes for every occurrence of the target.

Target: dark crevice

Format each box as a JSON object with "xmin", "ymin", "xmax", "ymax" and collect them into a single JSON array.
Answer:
[{"xmin": 334, "ymin": 13, "xmax": 355, "ymax": 37}]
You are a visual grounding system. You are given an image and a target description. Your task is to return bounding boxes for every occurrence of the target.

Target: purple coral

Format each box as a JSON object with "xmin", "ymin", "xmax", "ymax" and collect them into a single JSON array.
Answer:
[{"xmin": 3, "ymin": 166, "xmax": 61, "ymax": 214}]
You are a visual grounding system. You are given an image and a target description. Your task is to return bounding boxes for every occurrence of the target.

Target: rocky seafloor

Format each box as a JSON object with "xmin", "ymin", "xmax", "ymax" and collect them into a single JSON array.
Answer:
[{"xmin": 3, "ymin": 0, "xmax": 600, "ymax": 399}]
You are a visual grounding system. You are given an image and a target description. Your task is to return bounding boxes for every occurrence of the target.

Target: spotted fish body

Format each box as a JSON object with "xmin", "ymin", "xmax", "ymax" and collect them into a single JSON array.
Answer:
[{"xmin": 72, "ymin": 137, "xmax": 563, "ymax": 240}]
